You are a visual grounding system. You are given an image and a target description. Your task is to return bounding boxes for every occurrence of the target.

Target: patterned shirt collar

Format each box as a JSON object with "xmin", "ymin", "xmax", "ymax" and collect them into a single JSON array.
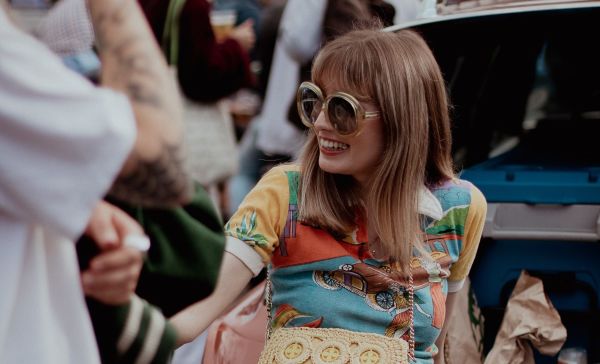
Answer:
[{"xmin": 418, "ymin": 187, "xmax": 444, "ymax": 221}]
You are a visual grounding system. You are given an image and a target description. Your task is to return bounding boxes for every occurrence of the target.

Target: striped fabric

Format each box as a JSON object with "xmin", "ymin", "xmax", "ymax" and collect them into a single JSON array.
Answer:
[{"xmin": 89, "ymin": 295, "xmax": 177, "ymax": 364}]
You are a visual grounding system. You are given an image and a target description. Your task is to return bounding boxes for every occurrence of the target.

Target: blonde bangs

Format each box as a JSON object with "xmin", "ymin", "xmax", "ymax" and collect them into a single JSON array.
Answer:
[{"xmin": 311, "ymin": 36, "xmax": 377, "ymax": 103}]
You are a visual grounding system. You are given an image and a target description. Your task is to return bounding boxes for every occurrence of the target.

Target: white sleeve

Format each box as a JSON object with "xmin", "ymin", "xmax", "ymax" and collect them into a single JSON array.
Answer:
[
  {"xmin": 0, "ymin": 11, "xmax": 136, "ymax": 240},
  {"xmin": 225, "ymin": 236, "xmax": 265, "ymax": 277},
  {"xmin": 279, "ymin": 0, "xmax": 327, "ymax": 63}
]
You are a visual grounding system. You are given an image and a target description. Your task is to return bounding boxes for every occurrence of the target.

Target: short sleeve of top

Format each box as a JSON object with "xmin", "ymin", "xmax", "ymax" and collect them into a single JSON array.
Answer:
[
  {"xmin": 0, "ymin": 12, "xmax": 136, "ymax": 240},
  {"xmin": 447, "ymin": 184, "xmax": 487, "ymax": 292},
  {"xmin": 224, "ymin": 165, "xmax": 292, "ymax": 275}
]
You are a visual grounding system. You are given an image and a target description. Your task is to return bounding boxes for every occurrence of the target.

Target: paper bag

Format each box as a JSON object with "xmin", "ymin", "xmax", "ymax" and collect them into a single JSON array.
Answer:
[{"xmin": 484, "ymin": 270, "xmax": 567, "ymax": 364}]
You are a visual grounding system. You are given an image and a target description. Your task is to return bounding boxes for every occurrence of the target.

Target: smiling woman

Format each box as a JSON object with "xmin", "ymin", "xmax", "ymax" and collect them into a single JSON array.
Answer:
[{"xmin": 171, "ymin": 28, "xmax": 487, "ymax": 364}]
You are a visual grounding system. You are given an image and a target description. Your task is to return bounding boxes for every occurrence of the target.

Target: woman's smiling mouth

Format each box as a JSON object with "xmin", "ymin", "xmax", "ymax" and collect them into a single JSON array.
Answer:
[{"xmin": 319, "ymin": 137, "xmax": 349, "ymax": 152}]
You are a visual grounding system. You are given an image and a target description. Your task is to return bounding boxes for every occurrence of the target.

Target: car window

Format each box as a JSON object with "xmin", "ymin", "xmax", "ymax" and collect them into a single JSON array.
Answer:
[{"xmin": 412, "ymin": 6, "xmax": 600, "ymax": 168}]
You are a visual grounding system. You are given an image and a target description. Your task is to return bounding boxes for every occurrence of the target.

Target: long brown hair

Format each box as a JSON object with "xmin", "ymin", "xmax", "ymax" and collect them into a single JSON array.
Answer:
[{"xmin": 298, "ymin": 29, "xmax": 454, "ymax": 271}]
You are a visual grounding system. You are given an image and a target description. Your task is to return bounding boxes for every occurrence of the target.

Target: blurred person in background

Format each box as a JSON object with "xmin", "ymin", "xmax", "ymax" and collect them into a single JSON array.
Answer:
[
  {"xmin": 213, "ymin": 0, "xmax": 262, "ymax": 45},
  {"xmin": 0, "ymin": 0, "xmax": 191, "ymax": 362},
  {"xmin": 139, "ymin": 0, "xmax": 255, "ymax": 103},
  {"xmin": 251, "ymin": 0, "xmax": 285, "ymax": 99}
]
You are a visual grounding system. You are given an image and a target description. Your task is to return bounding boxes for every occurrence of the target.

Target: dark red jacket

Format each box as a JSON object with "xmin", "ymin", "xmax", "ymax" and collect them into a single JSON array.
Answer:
[{"xmin": 139, "ymin": 0, "xmax": 253, "ymax": 102}]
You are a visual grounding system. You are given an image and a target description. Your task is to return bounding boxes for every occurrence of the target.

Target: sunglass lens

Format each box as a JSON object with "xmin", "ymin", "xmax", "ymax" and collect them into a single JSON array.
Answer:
[
  {"xmin": 300, "ymin": 88, "xmax": 322, "ymax": 125},
  {"xmin": 328, "ymin": 96, "xmax": 357, "ymax": 135}
]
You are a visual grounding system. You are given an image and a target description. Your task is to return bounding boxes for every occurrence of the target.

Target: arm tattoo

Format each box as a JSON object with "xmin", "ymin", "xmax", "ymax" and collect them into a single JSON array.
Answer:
[
  {"xmin": 109, "ymin": 144, "xmax": 193, "ymax": 208},
  {"xmin": 93, "ymin": 7, "xmax": 165, "ymax": 109},
  {"xmin": 89, "ymin": 0, "xmax": 192, "ymax": 206}
]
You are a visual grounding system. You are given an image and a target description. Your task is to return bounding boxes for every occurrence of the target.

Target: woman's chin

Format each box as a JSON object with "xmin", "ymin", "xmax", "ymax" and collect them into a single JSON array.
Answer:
[{"xmin": 318, "ymin": 158, "xmax": 348, "ymax": 176}]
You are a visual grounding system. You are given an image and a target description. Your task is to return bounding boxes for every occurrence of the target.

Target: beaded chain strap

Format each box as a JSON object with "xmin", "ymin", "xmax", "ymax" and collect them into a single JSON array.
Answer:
[
  {"xmin": 408, "ymin": 270, "xmax": 415, "ymax": 363},
  {"xmin": 264, "ymin": 267, "xmax": 415, "ymax": 363},
  {"xmin": 265, "ymin": 268, "xmax": 274, "ymax": 341}
]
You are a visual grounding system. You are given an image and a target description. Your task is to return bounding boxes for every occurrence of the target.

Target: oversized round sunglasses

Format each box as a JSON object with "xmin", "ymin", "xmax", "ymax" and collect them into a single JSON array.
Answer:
[{"xmin": 296, "ymin": 81, "xmax": 380, "ymax": 136}]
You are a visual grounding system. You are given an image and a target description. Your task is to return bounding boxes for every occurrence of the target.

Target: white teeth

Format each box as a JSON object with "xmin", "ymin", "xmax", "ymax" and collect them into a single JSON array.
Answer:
[{"xmin": 319, "ymin": 138, "xmax": 349, "ymax": 151}]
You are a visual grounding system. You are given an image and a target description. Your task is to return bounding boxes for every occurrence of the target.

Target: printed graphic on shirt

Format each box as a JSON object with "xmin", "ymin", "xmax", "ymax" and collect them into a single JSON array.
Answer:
[
  {"xmin": 272, "ymin": 304, "xmax": 323, "ymax": 330},
  {"xmin": 313, "ymin": 262, "xmax": 414, "ymax": 341},
  {"xmin": 225, "ymin": 211, "xmax": 269, "ymax": 248}
]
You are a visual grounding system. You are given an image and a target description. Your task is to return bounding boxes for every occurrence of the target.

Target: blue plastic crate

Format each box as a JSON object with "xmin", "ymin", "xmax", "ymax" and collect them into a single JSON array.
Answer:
[
  {"xmin": 471, "ymin": 239, "xmax": 600, "ymax": 311},
  {"xmin": 461, "ymin": 119, "xmax": 600, "ymax": 204},
  {"xmin": 461, "ymin": 158, "xmax": 600, "ymax": 204}
]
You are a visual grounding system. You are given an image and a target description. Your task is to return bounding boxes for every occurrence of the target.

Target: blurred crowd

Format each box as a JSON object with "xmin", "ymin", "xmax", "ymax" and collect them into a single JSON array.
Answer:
[{"xmin": 11, "ymin": 0, "xmax": 425, "ymax": 219}]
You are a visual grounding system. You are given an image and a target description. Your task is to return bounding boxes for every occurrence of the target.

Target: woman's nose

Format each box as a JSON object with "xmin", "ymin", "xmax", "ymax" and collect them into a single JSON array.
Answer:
[{"xmin": 313, "ymin": 109, "xmax": 333, "ymax": 131}]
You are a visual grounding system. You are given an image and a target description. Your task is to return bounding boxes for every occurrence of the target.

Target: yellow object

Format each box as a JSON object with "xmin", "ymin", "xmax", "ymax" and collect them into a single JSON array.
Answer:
[{"xmin": 258, "ymin": 327, "xmax": 409, "ymax": 364}]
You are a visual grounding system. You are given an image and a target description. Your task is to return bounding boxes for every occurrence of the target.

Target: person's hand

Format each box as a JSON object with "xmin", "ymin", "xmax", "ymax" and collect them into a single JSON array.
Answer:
[
  {"xmin": 81, "ymin": 201, "xmax": 145, "ymax": 305},
  {"xmin": 229, "ymin": 19, "xmax": 255, "ymax": 51}
]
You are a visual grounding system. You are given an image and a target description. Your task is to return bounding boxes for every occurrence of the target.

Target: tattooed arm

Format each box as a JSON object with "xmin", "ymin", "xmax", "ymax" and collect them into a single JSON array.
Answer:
[{"xmin": 87, "ymin": 0, "xmax": 192, "ymax": 207}]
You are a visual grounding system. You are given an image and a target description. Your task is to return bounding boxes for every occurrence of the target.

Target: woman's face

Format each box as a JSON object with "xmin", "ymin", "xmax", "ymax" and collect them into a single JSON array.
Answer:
[{"xmin": 314, "ymin": 80, "xmax": 385, "ymax": 185}]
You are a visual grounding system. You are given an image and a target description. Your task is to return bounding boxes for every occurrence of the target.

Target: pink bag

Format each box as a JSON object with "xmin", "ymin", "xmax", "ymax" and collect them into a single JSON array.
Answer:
[{"xmin": 202, "ymin": 282, "xmax": 268, "ymax": 364}]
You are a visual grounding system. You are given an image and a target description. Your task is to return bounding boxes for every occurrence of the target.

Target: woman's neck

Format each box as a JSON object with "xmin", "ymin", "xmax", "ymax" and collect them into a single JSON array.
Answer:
[{"xmin": 367, "ymin": 228, "xmax": 387, "ymax": 259}]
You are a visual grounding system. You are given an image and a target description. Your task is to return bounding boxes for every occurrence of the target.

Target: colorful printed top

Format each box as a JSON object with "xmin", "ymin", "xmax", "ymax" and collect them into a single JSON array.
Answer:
[{"xmin": 225, "ymin": 165, "xmax": 486, "ymax": 363}]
